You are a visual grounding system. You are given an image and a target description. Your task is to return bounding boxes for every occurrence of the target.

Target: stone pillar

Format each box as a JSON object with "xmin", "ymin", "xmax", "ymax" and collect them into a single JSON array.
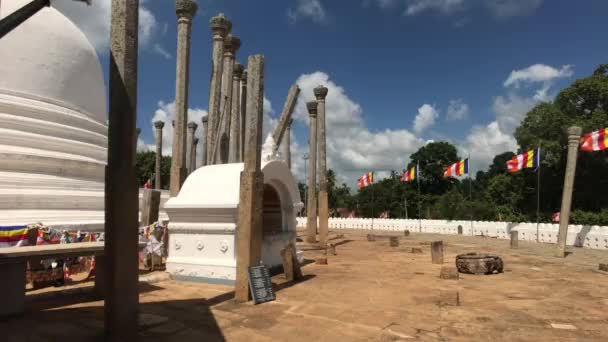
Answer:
[
  {"xmin": 201, "ymin": 116, "xmax": 208, "ymax": 166},
  {"xmin": 186, "ymin": 121, "xmax": 198, "ymax": 174},
  {"xmin": 190, "ymin": 138, "xmax": 199, "ymax": 172},
  {"xmin": 170, "ymin": 0, "xmax": 197, "ymax": 196},
  {"xmin": 239, "ymin": 70, "xmax": 247, "ymax": 162},
  {"xmin": 556, "ymin": 126, "xmax": 583, "ymax": 257},
  {"xmin": 282, "ymin": 119, "xmax": 293, "ymax": 169},
  {"xmin": 315, "ymin": 86, "xmax": 329, "ymax": 246},
  {"xmin": 228, "ymin": 63, "xmax": 244, "ymax": 163},
  {"xmin": 235, "ymin": 55, "xmax": 265, "ymax": 303},
  {"xmin": 214, "ymin": 34, "xmax": 240, "ymax": 164},
  {"xmin": 306, "ymin": 101, "xmax": 318, "ymax": 243},
  {"xmin": 106, "ymin": 0, "xmax": 139, "ymax": 338},
  {"xmin": 207, "ymin": 13, "xmax": 231, "ymax": 165},
  {"xmin": 154, "ymin": 120, "xmax": 164, "ymax": 189}
]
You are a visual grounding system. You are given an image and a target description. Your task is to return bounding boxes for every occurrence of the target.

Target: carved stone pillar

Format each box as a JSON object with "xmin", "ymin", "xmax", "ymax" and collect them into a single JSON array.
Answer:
[
  {"xmin": 282, "ymin": 119, "xmax": 293, "ymax": 169},
  {"xmin": 201, "ymin": 116, "xmax": 208, "ymax": 166},
  {"xmin": 186, "ymin": 121, "xmax": 198, "ymax": 174},
  {"xmin": 556, "ymin": 126, "xmax": 583, "ymax": 257},
  {"xmin": 239, "ymin": 70, "xmax": 247, "ymax": 162},
  {"xmin": 206, "ymin": 13, "xmax": 231, "ymax": 165},
  {"xmin": 229, "ymin": 63, "xmax": 244, "ymax": 163},
  {"xmin": 214, "ymin": 34, "xmax": 240, "ymax": 164},
  {"xmin": 170, "ymin": 0, "xmax": 197, "ymax": 196},
  {"xmin": 315, "ymin": 86, "xmax": 329, "ymax": 246},
  {"xmin": 306, "ymin": 101, "xmax": 318, "ymax": 243},
  {"xmin": 154, "ymin": 120, "xmax": 164, "ymax": 189}
]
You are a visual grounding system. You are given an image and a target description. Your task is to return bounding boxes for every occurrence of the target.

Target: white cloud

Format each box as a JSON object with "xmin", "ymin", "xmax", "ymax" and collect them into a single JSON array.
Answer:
[
  {"xmin": 504, "ymin": 64, "xmax": 573, "ymax": 88},
  {"xmin": 484, "ymin": 0, "xmax": 543, "ymax": 18},
  {"xmin": 413, "ymin": 104, "xmax": 439, "ymax": 133},
  {"xmin": 287, "ymin": 0, "xmax": 327, "ymax": 24},
  {"xmin": 292, "ymin": 72, "xmax": 424, "ymax": 185},
  {"xmin": 404, "ymin": 0, "xmax": 465, "ymax": 16},
  {"xmin": 52, "ymin": 0, "xmax": 158, "ymax": 52},
  {"xmin": 149, "ymin": 100, "xmax": 208, "ymax": 159},
  {"xmin": 153, "ymin": 44, "xmax": 172, "ymax": 60},
  {"xmin": 458, "ymin": 63, "xmax": 572, "ymax": 172},
  {"xmin": 446, "ymin": 99, "xmax": 469, "ymax": 121}
]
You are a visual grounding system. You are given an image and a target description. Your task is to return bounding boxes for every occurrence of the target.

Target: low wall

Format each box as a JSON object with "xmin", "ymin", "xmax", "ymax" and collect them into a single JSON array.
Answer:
[{"xmin": 296, "ymin": 217, "xmax": 608, "ymax": 250}]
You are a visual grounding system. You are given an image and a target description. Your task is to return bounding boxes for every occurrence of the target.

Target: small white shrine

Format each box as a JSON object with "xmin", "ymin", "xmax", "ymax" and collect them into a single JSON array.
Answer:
[{"xmin": 164, "ymin": 159, "xmax": 303, "ymax": 284}]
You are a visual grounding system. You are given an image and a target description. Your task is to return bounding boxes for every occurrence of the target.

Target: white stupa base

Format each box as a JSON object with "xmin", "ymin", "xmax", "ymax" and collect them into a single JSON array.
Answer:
[{"xmin": 164, "ymin": 160, "xmax": 303, "ymax": 284}]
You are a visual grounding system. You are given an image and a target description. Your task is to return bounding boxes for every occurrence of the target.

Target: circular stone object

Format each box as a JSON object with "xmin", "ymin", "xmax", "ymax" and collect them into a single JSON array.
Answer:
[{"xmin": 455, "ymin": 253, "xmax": 503, "ymax": 275}]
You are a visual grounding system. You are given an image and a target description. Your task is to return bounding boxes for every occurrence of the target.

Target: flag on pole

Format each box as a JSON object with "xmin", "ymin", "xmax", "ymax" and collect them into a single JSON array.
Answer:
[
  {"xmin": 580, "ymin": 128, "xmax": 607, "ymax": 151},
  {"xmin": 443, "ymin": 159, "xmax": 468, "ymax": 178},
  {"xmin": 144, "ymin": 178, "xmax": 152, "ymax": 189},
  {"xmin": 357, "ymin": 172, "xmax": 373, "ymax": 189},
  {"xmin": 506, "ymin": 149, "xmax": 540, "ymax": 173},
  {"xmin": 401, "ymin": 165, "xmax": 416, "ymax": 182},
  {"xmin": 0, "ymin": 225, "xmax": 30, "ymax": 247},
  {"xmin": 552, "ymin": 212, "xmax": 560, "ymax": 222}
]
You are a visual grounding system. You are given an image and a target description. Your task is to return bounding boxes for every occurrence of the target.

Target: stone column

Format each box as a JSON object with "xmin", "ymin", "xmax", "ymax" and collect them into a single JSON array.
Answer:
[
  {"xmin": 239, "ymin": 70, "xmax": 247, "ymax": 161},
  {"xmin": 282, "ymin": 119, "xmax": 293, "ymax": 169},
  {"xmin": 190, "ymin": 138, "xmax": 199, "ymax": 172},
  {"xmin": 556, "ymin": 126, "xmax": 583, "ymax": 257},
  {"xmin": 207, "ymin": 13, "xmax": 231, "ymax": 165},
  {"xmin": 186, "ymin": 121, "xmax": 197, "ymax": 174},
  {"xmin": 214, "ymin": 34, "xmax": 240, "ymax": 164},
  {"xmin": 170, "ymin": 0, "xmax": 197, "ymax": 196},
  {"xmin": 315, "ymin": 86, "xmax": 329, "ymax": 246},
  {"xmin": 154, "ymin": 120, "xmax": 164, "ymax": 189},
  {"xmin": 229, "ymin": 63, "xmax": 244, "ymax": 163},
  {"xmin": 306, "ymin": 101, "xmax": 318, "ymax": 243},
  {"xmin": 106, "ymin": 0, "xmax": 139, "ymax": 338},
  {"xmin": 201, "ymin": 116, "xmax": 208, "ymax": 166},
  {"xmin": 235, "ymin": 55, "xmax": 265, "ymax": 303}
]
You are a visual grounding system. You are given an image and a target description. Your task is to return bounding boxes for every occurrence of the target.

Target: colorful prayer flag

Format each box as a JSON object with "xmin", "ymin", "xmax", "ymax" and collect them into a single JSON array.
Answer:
[
  {"xmin": 443, "ymin": 159, "xmax": 468, "ymax": 178},
  {"xmin": 506, "ymin": 149, "xmax": 540, "ymax": 173},
  {"xmin": 0, "ymin": 225, "xmax": 30, "ymax": 247},
  {"xmin": 357, "ymin": 172, "xmax": 373, "ymax": 189},
  {"xmin": 580, "ymin": 128, "xmax": 608, "ymax": 151},
  {"xmin": 401, "ymin": 165, "xmax": 416, "ymax": 182}
]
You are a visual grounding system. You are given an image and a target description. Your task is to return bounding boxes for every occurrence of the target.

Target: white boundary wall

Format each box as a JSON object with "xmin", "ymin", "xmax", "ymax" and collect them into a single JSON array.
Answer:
[{"xmin": 296, "ymin": 217, "xmax": 608, "ymax": 250}]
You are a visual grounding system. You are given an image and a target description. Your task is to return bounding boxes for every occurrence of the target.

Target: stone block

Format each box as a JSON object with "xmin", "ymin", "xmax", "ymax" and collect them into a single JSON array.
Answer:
[
  {"xmin": 599, "ymin": 263, "xmax": 608, "ymax": 272},
  {"xmin": 404, "ymin": 230, "xmax": 410, "ymax": 236},
  {"xmin": 328, "ymin": 244, "xmax": 337, "ymax": 256},
  {"xmin": 439, "ymin": 266, "xmax": 459, "ymax": 280},
  {"xmin": 367, "ymin": 234, "xmax": 375, "ymax": 242},
  {"xmin": 431, "ymin": 241, "xmax": 443, "ymax": 264},
  {"xmin": 316, "ymin": 257, "xmax": 328, "ymax": 265},
  {"xmin": 390, "ymin": 236, "xmax": 399, "ymax": 247},
  {"xmin": 410, "ymin": 247, "xmax": 423, "ymax": 254}
]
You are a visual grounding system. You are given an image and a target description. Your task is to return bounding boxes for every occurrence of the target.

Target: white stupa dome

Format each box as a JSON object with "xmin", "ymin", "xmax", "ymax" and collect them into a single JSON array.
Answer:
[
  {"xmin": 0, "ymin": 1, "xmax": 109, "ymax": 229},
  {"xmin": 0, "ymin": 0, "xmax": 107, "ymax": 123}
]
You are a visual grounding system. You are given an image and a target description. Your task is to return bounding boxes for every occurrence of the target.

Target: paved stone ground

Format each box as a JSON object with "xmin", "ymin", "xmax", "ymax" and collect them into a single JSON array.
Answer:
[{"xmin": 3, "ymin": 229, "xmax": 608, "ymax": 341}]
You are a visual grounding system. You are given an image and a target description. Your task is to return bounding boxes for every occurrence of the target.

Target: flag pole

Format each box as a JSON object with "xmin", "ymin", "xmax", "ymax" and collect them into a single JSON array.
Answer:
[
  {"xmin": 536, "ymin": 142, "xmax": 541, "ymax": 243},
  {"xmin": 371, "ymin": 172, "xmax": 375, "ymax": 231},
  {"xmin": 469, "ymin": 155, "xmax": 473, "ymax": 236},
  {"xmin": 417, "ymin": 163, "xmax": 422, "ymax": 232}
]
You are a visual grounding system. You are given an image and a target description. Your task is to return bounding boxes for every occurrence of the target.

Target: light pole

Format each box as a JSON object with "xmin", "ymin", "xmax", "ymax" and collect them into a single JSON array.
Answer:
[{"xmin": 302, "ymin": 153, "xmax": 309, "ymax": 216}]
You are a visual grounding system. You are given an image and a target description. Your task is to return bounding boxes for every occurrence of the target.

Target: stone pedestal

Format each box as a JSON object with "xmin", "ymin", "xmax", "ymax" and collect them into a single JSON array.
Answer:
[
  {"xmin": 556, "ymin": 126, "xmax": 583, "ymax": 257},
  {"xmin": 306, "ymin": 101, "xmax": 318, "ymax": 243},
  {"xmin": 315, "ymin": 86, "xmax": 329, "ymax": 246}
]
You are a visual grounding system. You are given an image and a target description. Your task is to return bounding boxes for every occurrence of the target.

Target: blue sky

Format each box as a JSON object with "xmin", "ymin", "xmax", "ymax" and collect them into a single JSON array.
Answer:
[{"xmin": 54, "ymin": 0, "xmax": 608, "ymax": 185}]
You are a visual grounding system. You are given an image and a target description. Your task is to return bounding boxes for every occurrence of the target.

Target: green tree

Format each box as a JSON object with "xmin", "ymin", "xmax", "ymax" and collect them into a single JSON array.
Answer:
[
  {"xmin": 409, "ymin": 141, "xmax": 460, "ymax": 195},
  {"xmin": 135, "ymin": 151, "xmax": 171, "ymax": 190}
]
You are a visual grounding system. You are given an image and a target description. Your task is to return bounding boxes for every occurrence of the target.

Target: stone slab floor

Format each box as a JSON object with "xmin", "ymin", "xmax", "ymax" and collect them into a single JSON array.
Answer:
[{"xmin": 2, "ymin": 229, "xmax": 608, "ymax": 341}]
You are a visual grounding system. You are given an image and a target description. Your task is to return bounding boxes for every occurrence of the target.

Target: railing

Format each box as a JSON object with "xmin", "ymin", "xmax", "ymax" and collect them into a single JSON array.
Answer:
[{"xmin": 296, "ymin": 217, "xmax": 608, "ymax": 250}]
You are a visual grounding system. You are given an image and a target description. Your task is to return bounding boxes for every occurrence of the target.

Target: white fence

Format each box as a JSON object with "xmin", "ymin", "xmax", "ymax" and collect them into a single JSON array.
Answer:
[{"xmin": 296, "ymin": 217, "xmax": 608, "ymax": 250}]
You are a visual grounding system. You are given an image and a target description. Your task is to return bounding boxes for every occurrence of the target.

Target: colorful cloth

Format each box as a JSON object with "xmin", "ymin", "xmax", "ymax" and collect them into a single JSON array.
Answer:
[
  {"xmin": 401, "ymin": 165, "xmax": 416, "ymax": 182},
  {"xmin": 506, "ymin": 149, "xmax": 540, "ymax": 173},
  {"xmin": 357, "ymin": 172, "xmax": 374, "ymax": 189},
  {"xmin": 580, "ymin": 128, "xmax": 607, "ymax": 151},
  {"xmin": 0, "ymin": 225, "xmax": 29, "ymax": 247},
  {"xmin": 443, "ymin": 159, "xmax": 469, "ymax": 178}
]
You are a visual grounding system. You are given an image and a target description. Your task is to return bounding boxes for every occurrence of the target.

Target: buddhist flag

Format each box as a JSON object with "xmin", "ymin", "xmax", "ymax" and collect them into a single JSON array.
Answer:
[
  {"xmin": 144, "ymin": 178, "xmax": 152, "ymax": 189},
  {"xmin": 357, "ymin": 172, "xmax": 373, "ymax": 189},
  {"xmin": 401, "ymin": 165, "xmax": 416, "ymax": 182},
  {"xmin": 443, "ymin": 159, "xmax": 468, "ymax": 178},
  {"xmin": 0, "ymin": 225, "xmax": 30, "ymax": 247},
  {"xmin": 580, "ymin": 128, "xmax": 608, "ymax": 151},
  {"xmin": 506, "ymin": 149, "xmax": 540, "ymax": 173}
]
